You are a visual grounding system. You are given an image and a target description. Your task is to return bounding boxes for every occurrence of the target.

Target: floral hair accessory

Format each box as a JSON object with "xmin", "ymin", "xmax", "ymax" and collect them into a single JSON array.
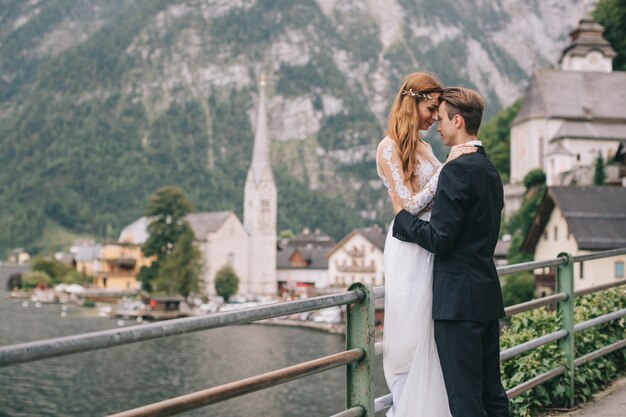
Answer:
[{"xmin": 402, "ymin": 89, "xmax": 432, "ymax": 100}]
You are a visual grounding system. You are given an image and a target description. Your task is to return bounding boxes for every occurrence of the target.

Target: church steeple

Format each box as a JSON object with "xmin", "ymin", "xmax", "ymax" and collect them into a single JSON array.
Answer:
[
  {"xmin": 559, "ymin": 6, "xmax": 616, "ymax": 73},
  {"xmin": 247, "ymin": 74, "xmax": 273, "ymax": 185},
  {"xmin": 243, "ymin": 75, "xmax": 277, "ymax": 295}
]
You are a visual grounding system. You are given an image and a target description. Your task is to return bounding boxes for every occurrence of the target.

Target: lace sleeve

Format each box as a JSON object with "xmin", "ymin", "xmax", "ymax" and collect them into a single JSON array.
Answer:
[{"xmin": 376, "ymin": 139, "xmax": 441, "ymax": 215}]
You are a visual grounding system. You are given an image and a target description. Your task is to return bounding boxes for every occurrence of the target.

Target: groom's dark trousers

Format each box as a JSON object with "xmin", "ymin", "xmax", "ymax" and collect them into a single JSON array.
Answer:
[{"xmin": 393, "ymin": 146, "xmax": 510, "ymax": 417}]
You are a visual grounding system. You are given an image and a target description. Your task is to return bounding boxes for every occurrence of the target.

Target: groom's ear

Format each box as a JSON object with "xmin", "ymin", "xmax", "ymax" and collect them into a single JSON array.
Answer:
[{"xmin": 453, "ymin": 114, "xmax": 464, "ymax": 129}]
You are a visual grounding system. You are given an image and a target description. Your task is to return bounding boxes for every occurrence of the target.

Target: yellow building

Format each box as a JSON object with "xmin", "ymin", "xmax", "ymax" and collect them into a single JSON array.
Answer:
[
  {"xmin": 94, "ymin": 243, "xmax": 152, "ymax": 290},
  {"xmin": 522, "ymin": 186, "xmax": 626, "ymax": 296}
]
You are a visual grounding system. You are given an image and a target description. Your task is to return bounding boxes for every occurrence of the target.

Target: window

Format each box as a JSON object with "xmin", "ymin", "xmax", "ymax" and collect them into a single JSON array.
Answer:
[
  {"xmin": 261, "ymin": 200, "xmax": 270, "ymax": 213},
  {"xmin": 228, "ymin": 253, "xmax": 235, "ymax": 267},
  {"xmin": 543, "ymin": 231, "xmax": 548, "ymax": 241},
  {"xmin": 554, "ymin": 226, "xmax": 558, "ymax": 241},
  {"xmin": 616, "ymin": 262, "xmax": 625, "ymax": 279}
]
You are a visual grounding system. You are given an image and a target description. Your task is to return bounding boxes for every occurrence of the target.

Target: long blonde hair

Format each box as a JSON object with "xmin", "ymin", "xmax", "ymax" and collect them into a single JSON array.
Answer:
[{"xmin": 386, "ymin": 72, "xmax": 443, "ymax": 176}]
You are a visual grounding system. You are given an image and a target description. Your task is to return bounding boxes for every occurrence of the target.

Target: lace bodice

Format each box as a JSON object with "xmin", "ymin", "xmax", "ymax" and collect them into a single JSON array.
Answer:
[{"xmin": 376, "ymin": 136, "xmax": 442, "ymax": 215}]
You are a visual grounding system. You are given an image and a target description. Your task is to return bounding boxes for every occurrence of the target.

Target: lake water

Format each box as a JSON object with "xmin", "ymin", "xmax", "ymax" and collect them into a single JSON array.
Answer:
[{"xmin": 0, "ymin": 266, "xmax": 388, "ymax": 417}]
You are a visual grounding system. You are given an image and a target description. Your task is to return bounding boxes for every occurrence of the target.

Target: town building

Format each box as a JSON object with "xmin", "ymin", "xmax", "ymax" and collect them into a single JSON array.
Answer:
[
  {"xmin": 276, "ymin": 229, "xmax": 335, "ymax": 297},
  {"xmin": 522, "ymin": 186, "xmax": 626, "ymax": 295},
  {"xmin": 327, "ymin": 226, "xmax": 386, "ymax": 290},
  {"xmin": 118, "ymin": 77, "xmax": 277, "ymax": 296},
  {"xmin": 510, "ymin": 13, "xmax": 626, "ymax": 187},
  {"xmin": 70, "ymin": 240, "xmax": 101, "ymax": 277},
  {"xmin": 7, "ymin": 248, "xmax": 30, "ymax": 265},
  {"xmin": 94, "ymin": 242, "xmax": 151, "ymax": 290}
]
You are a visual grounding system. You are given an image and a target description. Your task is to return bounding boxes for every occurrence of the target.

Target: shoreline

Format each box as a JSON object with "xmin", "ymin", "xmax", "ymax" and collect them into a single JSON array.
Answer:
[{"xmin": 254, "ymin": 318, "xmax": 345, "ymax": 334}]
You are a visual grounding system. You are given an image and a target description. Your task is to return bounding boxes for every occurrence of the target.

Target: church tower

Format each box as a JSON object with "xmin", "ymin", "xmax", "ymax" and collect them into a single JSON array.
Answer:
[
  {"xmin": 243, "ymin": 75, "xmax": 277, "ymax": 295},
  {"xmin": 559, "ymin": 9, "xmax": 616, "ymax": 73}
]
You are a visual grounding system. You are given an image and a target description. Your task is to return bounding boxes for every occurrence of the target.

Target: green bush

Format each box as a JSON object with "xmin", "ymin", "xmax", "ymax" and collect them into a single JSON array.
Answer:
[
  {"xmin": 31, "ymin": 257, "xmax": 73, "ymax": 285},
  {"xmin": 502, "ymin": 273, "xmax": 536, "ymax": 307},
  {"xmin": 523, "ymin": 169, "xmax": 546, "ymax": 190},
  {"xmin": 501, "ymin": 287, "xmax": 626, "ymax": 416},
  {"xmin": 214, "ymin": 266, "xmax": 240, "ymax": 302},
  {"xmin": 61, "ymin": 270, "xmax": 84, "ymax": 285},
  {"xmin": 22, "ymin": 271, "xmax": 52, "ymax": 288}
]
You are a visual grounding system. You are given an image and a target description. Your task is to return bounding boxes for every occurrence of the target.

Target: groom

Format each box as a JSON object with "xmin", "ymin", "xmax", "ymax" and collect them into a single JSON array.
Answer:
[{"xmin": 392, "ymin": 87, "xmax": 510, "ymax": 417}]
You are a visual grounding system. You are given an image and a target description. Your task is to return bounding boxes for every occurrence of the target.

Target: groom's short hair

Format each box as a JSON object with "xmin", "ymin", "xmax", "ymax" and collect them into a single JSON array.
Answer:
[{"xmin": 439, "ymin": 87, "xmax": 484, "ymax": 136}]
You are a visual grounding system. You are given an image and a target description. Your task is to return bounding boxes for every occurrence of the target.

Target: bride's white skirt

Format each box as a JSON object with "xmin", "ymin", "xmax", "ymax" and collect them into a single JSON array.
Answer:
[{"xmin": 383, "ymin": 217, "xmax": 452, "ymax": 417}]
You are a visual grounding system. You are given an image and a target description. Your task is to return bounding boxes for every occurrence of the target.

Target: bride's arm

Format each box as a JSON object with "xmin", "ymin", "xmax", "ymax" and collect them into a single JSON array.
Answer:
[{"xmin": 376, "ymin": 140, "xmax": 439, "ymax": 215}]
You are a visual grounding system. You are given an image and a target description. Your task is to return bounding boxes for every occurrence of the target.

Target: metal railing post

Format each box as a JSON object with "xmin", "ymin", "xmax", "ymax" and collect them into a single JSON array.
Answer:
[
  {"xmin": 346, "ymin": 282, "xmax": 375, "ymax": 416},
  {"xmin": 556, "ymin": 252, "xmax": 575, "ymax": 408}
]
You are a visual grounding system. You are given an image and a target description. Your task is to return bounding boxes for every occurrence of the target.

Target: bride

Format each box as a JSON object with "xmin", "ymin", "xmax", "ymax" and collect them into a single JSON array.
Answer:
[{"xmin": 376, "ymin": 73, "xmax": 476, "ymax": 417}]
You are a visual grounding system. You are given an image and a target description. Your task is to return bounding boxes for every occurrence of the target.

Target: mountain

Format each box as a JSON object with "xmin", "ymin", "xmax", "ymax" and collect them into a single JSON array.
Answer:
[{"xmin": 0, "ymin": 0, "xmax": 584, "ymax": 256}]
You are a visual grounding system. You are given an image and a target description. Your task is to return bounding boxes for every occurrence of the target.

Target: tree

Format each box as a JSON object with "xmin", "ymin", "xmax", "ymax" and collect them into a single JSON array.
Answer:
[
  {"xmin": 506, "ymin": 169, "xmax": 547, "ymax": 264},
  {"xmin": 139, "ymin": 186, "xmax": 194, "ymax": 291},
  {"xmin": 7, "ymin": 273, "xmax": 23, "ymax": 291},
  {"xmin": 31, "ymin": 257, "xmax": 73, "ymax": 285},
  {"xmin": 154, "ymin": 228, "xmax": 202, "ymax": 298},
  {"xmin": 594, "ymin": 152, "xmax": 606, "ymax": 185},
  {"xmin": 214, "ymin": 266, "xmax": 240, "ymax": 302},
  {"xmin": 502, "ymin": 273, "xmax": 535, "ymax": 306},
  {"xmin": 62, "ymin": 270, "xmax": 85, "ymax": 285},
  {"xmin": 22, "ymin": 271, "xmax": 52, "ymax": 289},
  {"xmin": 595, "ymin": 0, "xmax": 626, "ymax": 71},
  {"xmin": 478, "ymin": 100, "xmax": 522, "ymax": 183},
  {"xmin": 278, "ymin": 229, "xmax": 295, "ymax": 240}
]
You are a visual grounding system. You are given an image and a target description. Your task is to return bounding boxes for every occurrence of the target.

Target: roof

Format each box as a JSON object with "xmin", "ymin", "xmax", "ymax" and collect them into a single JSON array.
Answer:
[
  {"xmin": 285, "ymin": 229, "xmax": 336, "ymax": 248},
  {"xmin": 513, "ymin": 70, "xmax": 626, "ymax": 125},
  {"xmin": 357, "ymin": 227, "xmax": 386, "ymax": 251},
  {"xmin": 277, "ymin": 247, "xmax": 329, "ymax": 270},
  {"xmin": 552, "ymin": 121, "xmax": 626, "ymax": 142},
  {"xmin": 119, "ymin": 217, "xmax": 152, "ymax": 244},
  {"xmin": 120, "ymin": 212, "xmax": 236, "ymax": 244},
  {"xmin": 547, "ymin": 141, "xmax": 573, "ymax": 156},
  {"xmin": 523, "ymin": 186, "xmax": 626, "ymax": 251},
  {"xmin": 559, "ymin": 16, "xmax": 616, "ymax": 62},
  {"xmin": 185, "ymin": 211, "xmax": 233, "ymax": 240},
  {"xmin": 71, "ymin": 243, "xmax": 101, "ymax": 262},
  {"xmin": 327, "ymin": 226, "xmax": 386, "ymax": 257}
]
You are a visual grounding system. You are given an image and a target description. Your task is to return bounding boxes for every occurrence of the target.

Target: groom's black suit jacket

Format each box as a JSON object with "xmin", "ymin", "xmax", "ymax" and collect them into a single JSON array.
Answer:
[{"xmin": 392, "ymin": 146, "xmax": 505, "ymax": 321}]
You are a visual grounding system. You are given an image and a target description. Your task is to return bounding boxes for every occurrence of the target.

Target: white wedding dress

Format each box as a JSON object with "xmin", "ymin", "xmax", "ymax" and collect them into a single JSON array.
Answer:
[{"xmin": 376, "ymin": 137, "xmax": 452, "ymax": 417}]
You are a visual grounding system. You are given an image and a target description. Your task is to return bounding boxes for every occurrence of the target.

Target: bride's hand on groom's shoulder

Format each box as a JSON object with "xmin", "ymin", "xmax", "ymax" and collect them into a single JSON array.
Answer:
[{"xmin": 446, "ymin": 143, "xmax": 477, "ymax": 163}]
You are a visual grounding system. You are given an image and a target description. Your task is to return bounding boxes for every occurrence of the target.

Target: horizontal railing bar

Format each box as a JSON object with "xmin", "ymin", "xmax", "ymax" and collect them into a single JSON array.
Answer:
[
  {"xmin": 497, "ymin": 257, "xmax": 568, "ymax": 276},
  {"xmin": 506, "ymin": 366, "xmax": 566, "ymax": 398},
  {"xmin": 109, "ymin": 348, "xmax": 365, "ymax": 417},
  {"xmin": 573, "ymin": 248, "xmax": 626, "ymax": 263},
  {"xmin": 375, "ymin": 341, "xmax": 382, "ymax": 356},
  {"xmin": 329, "ymin": 406, "xmax": 365, "ymax": 417},
  {"xmin": 574, "ymin": 339, "xmax": 626, "ymax": 367},
  {"xmin": 373, "ymin": 285, "xmax": 385, "ymax": 299},
  {"xmin": 575, "ymin": 279, "xmax": 626, "ymax": 297},
  {"xmin": 574, "ymin": 309, "xmax": 626, "ymax": 333},
  {"xmin": 0, "ymin": 290, "xmax": 364, "ymax": 367},
  {"xmin": 500, "ymin": 330, "xmax": 568, "ymax": 361},
  {"xmin": 374, "ymin": 393, "xmax": 393, "ymax": 412},
  {"xmin": 505, "ymin": 293, "xmax": 568, "ymax": 317},
  {"xmin": 506, "ymin": 339, "xmax": 626, "ymax": 398}
]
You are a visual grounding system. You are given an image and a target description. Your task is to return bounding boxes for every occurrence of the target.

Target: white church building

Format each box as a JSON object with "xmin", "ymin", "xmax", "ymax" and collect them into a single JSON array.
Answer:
[
  {"xmin": 120, "ymin": 78, "xmax": 277, "ymax": 296},
  {"xmin": 510, "ymin": 13, "xmax": 626, "ymax": 186}
]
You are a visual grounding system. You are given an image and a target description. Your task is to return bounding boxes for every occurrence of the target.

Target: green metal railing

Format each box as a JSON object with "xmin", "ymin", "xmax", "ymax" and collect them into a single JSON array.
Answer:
[{"xmin": 1, "ymin": 248, "xmax": 625, "ymax": 416}]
